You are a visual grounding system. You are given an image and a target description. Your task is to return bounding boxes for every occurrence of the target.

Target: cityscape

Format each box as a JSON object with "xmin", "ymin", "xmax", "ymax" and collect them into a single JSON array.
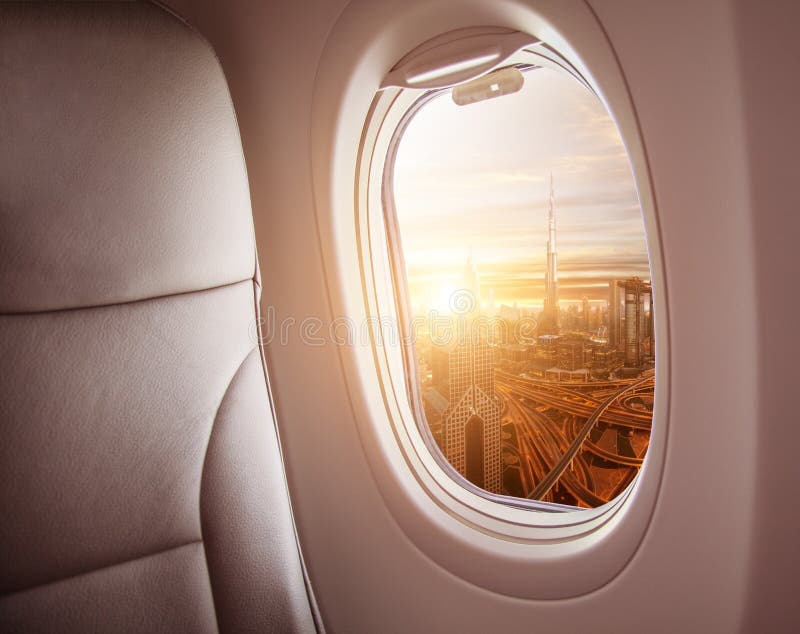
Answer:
[
  {"xmin": 410, "ymin": 176, "xmax": 654, "ymax": 506},
  {"xmin": 393, "ymin": 68, "xmax": 653, "ymax": 508}
]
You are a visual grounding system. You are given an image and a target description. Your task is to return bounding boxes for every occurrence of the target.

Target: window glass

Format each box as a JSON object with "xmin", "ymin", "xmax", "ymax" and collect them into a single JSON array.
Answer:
[{"xmin": 390, "ymin": 66, "xmax": 654, "ymax": 507}]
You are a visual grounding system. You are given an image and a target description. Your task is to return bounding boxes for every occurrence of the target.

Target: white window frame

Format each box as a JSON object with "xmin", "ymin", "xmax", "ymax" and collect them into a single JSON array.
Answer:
[{"xmin": 310, "ymin": 0, "xmax": 670, "ymax": 600}]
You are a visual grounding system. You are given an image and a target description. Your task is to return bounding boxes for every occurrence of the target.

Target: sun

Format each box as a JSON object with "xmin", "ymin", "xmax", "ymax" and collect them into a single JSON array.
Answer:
[{"xmin": 433, "ymin": 283, "xmax": 458, "ymax": 314}]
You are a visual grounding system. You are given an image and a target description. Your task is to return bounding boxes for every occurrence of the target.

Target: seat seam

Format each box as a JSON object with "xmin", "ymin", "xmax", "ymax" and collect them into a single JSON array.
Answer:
[
  {"xmin": 198, "ymin": 343, "xmax": 259, "ymax": 634},
  {"xmin": 2, "ymin": 311, "xmax": 259, "ymax": 627},
  {"xmin": 0, "ymin": 539, "xmax": 203, "ymax": 600},
  {"xmin": 0, "ymin": 277, "xmax": 254, "ymax": 317}
]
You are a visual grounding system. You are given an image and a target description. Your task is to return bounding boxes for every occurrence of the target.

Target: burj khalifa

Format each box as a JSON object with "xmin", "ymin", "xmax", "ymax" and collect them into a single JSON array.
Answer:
[{"xmin": 541, "ymin": 173, "xmax": 560, "ymax": 334}]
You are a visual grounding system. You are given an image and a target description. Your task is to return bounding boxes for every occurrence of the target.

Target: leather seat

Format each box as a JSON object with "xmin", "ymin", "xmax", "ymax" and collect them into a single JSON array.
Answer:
[{"xmin": 0, "ymin": 2, "xmax": 316, "ymax": 632}]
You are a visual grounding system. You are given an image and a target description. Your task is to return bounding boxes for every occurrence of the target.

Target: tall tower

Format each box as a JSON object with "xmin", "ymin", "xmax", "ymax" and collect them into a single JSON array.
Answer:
[
  {"xmin": 608, "ymin": 281, "xmax": 621, "ymax": 350},
  {"xmin": 582, "ymin": 296, "xmax": 590, "ymax": 332},
  {"xmin": 464, "ymin": 248, "xmax": 481, "ymax": 313},
  {"xmin": 429, "ymin": 250, "xmax": 502, "ymax": 494},
  {"xmin": 541, "ymin": 173, "xmax": 560, "ymax": 334},
  {"xmin": 432, "ymin": 340, "xmax": 502, "ymax": 494},
  {"xmin": 620, "ymin": 276, "xmax": 652, "ymax": 368}
]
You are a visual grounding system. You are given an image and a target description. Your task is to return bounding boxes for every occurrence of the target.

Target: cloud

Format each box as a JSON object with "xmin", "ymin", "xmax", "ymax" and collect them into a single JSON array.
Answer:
[{"xmin": 394, "ymin": 66, "xmax": 651, "ymax": 309}]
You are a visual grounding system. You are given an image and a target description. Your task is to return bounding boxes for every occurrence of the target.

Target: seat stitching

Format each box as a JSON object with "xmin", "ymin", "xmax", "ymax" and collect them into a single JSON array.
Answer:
[
  {"xmin": 0, "ymin": 277, "xmax": 253, "ymax": 317},
  {"xmin": 0, "ymin": 539, "xmax": 203, "ymax": 599}
]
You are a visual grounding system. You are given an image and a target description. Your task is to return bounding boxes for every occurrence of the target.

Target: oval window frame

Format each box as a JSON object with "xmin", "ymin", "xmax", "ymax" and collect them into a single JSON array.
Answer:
[{"xmin": 310, "ymin": 0, "xmax": 670, "ymax": 599}]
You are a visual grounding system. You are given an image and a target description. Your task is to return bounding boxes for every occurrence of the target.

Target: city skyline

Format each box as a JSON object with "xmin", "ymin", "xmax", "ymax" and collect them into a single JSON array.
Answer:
[
  {"xmin": 397, "ymin": 65, "xmax": 655, "ymax": 507},
  {"xmin": 393, "ymin": 66, "xmax": 650, "ymax": 311}
]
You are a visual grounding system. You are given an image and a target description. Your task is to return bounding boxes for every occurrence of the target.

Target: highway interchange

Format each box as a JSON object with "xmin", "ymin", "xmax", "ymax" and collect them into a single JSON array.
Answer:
[{"xmin": 496, "ymin": 370, "xmax": 654, "ymax": 507}]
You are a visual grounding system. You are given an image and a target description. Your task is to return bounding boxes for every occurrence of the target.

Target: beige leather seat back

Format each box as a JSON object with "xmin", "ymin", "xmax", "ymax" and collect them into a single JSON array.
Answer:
[{"xmin": 0, "ymin": 3, "xmax": 316, "ymax": 632}]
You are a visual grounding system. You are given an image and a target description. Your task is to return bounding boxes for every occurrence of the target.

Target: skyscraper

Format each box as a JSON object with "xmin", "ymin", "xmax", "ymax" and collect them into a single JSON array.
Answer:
[
  {"xmin": 464, "ymin": 248, "xmax": 481, "ymax": 313},
  {"xmin": 622, "ymin": 277, "xmax": 652, "ymax": 368},
  {"xmin": 540, "ymin": 173, "xmax": 560, "ymax": 334},
  {"xmin": 582, "ymin": 296, "xmax": 590, "ymax": 332},
  {"xmin": 608, "ymin": 281, "xmax": 621, "ymax": 350},
  {"xmin": 608, "ymin": 277, "xmax": 653, "ymax": 368},
  {"xmin": 431, "ymin": 339, "xmax": 502, "ymax": 494},
  {"xmin": 428, "ymin": 252, "xmax": 501, "ymax": 493}
]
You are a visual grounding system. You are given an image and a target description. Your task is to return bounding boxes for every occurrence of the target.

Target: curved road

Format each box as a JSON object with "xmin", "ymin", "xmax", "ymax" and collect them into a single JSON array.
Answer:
[{"xmin": 526, "ymin": 375, "xmax": 653, "ymax": 501}]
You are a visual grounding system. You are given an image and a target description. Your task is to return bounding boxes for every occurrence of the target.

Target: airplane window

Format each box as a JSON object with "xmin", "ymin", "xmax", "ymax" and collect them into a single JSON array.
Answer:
[{"xmin": 384, "ymin": 65, "xmax": 654, "ymax": 509}]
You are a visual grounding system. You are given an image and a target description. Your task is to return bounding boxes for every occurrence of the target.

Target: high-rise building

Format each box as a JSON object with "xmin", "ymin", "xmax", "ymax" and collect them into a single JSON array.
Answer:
[
  {"xmin": 540, "ymin": 173, "xmax": 560, "ymax": 334},
  {"xmin": 464, "ymin": 249, "xmax": 481, "ymax": 313},
  {"xmin": 582, "ymin": 296, "xmax": 590, "ymax": 331},
  {"xmin": 557, "ymin": 338, "xmax": 585, "ymax": 371},
  {"xmin": 591, "ymin": 305, "xmax": 601, "ymax": 331},
  {"xmin": 608, "ymin": 281, "xmax": 622, "ymax": 350},
  {"xmin": 431, "ymin": 338, "xmax": 502, "ymax": 494},
  {"xmin": 536, "ymin": 334, "xmax": 559, "ymax": 364},
  {"xmin": 607, "ymin": 277, "xmax": 653, "ymax": 368},
  {"xmin": 608, "ymin": 277, "xmax": 654, "ymax": 368}
]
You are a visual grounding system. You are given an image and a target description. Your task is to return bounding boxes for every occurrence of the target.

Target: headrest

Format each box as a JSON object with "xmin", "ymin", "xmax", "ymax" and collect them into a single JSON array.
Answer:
[{"xmin": 0, "ymin": 2, "xmax": 255, "ymax": 313}]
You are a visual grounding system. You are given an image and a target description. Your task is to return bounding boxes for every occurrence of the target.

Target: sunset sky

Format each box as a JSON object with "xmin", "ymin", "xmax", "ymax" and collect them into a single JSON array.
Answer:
[{"xmin": 392, "ymin": 67, "xmax": 651, "ymax": 313}]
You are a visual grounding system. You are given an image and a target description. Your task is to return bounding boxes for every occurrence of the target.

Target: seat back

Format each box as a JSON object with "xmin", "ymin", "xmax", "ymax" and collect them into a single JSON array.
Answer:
[{"xmin": 0, "ymin": 3, "xmax": 315, "ymax": 631}]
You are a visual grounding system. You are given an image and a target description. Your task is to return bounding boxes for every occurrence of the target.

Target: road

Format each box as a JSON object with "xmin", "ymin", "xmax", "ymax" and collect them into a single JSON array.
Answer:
[{"xmin": 496, "ymin": 371, "xmax": 654, "ymax": 507}]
